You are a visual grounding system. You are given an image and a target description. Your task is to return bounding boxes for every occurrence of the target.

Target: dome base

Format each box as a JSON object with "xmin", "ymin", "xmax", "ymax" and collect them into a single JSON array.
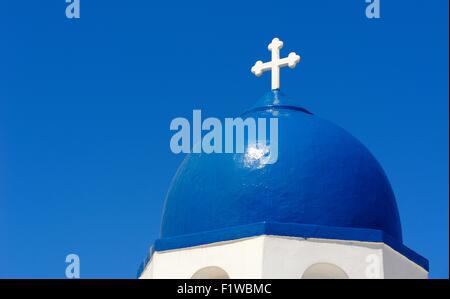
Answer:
[
  {"xmin": 140, "ymin": 232, "xmax": 428, "ymax": 279},
  {"xmin": 147, "ymin": 222, "xmax": 428, "ymax": 274}
]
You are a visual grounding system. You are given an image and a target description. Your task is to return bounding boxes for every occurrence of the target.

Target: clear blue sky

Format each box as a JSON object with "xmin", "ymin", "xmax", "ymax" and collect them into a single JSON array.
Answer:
[{"xmin": 0, "ymin": 1, "xmax": 448, "ymax": 278}]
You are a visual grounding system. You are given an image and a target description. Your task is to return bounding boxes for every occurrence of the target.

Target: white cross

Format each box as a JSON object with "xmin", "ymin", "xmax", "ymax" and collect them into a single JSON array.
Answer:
[{"xmin": 251, "ymin": 38, "xmax": 301, "ymax": 90}]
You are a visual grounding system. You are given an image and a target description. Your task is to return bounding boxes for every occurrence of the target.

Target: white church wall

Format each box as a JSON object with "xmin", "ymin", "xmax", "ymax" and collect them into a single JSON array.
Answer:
[
  {"xmin": 261, "ymin": 236, "xmax": 383, "ymax": 278},
  {"xmin": 382, "ymin": 245, "xmax": 428, "ymax": 279},
  {"xmin": 141, "ymin": 237, "xmax": 265, "ymax": 279},
  {"xmin": 140, "ymin": 235, "xmax": 427, "ymax": 279}
]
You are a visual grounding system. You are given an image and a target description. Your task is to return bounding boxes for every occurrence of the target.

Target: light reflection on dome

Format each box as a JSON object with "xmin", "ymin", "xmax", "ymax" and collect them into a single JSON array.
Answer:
[{"xmin": 244, "ymin": 143, "xmax": 271, "ymax": 168}]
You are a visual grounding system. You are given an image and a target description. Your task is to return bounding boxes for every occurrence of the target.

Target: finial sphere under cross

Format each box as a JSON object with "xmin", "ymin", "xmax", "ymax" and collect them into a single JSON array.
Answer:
[{"xmin": 251, "ymin": 37, "xmax": 301, "ymax": 90}]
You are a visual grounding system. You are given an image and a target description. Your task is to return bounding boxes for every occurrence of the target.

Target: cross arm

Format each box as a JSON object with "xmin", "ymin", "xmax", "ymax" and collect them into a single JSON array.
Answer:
[
  {"xmin": 278, "ymin": 52, "xmax": 301, "ymax": 69},
  {"xmin": 251, "ymin": 61, "xmax": 273, "ymax": 77}
]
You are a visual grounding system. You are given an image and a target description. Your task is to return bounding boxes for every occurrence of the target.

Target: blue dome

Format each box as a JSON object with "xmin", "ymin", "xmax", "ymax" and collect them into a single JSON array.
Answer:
[{"xmin": 160, "ymin": 91, "xmax": 403, "ymax": 245}]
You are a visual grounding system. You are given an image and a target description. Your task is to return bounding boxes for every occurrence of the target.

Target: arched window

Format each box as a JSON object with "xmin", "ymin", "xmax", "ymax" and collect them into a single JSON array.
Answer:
[
  {"xmin": 191, "ymin": 266, "xmax": 230, "ymax": 279},
  {"xmin": 301, "ymin": 263, "xmax": 349, "ymax": 279}
]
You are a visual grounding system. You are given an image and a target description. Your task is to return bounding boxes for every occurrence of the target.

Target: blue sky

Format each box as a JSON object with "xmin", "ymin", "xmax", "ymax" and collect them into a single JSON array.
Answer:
[{"xmin": 0, "ymin": 1, "xmax": 448, "ymax": 278}]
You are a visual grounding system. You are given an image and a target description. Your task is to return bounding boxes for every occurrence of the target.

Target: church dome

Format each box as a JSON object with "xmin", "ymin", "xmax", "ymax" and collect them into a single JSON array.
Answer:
[{"xmin": 159, "ymin": 91, "xmax": 403, "ymax": 247}]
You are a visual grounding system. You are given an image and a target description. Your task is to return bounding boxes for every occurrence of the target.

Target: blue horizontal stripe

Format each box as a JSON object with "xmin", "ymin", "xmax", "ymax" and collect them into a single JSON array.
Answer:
[{"xmin": 153, "ymin": 222, "xmax": 428, "ymax": 271}]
